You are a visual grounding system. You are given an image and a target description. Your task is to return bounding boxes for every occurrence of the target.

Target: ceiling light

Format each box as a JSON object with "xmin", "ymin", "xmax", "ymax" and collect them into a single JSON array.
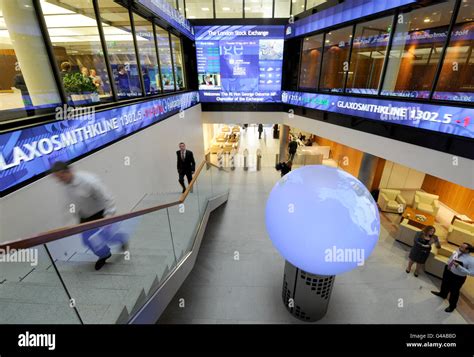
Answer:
[
  {"xmin": 244, "ymin": 7, "xmax": 250, "ymax": 10},
  {"xmin": 201, "ymin": 7, "xmax": 209, "ymax": 11},
  {"xmin": 423, "ymin": 18, "xmax": 430, "ymax": 23},
  {"xmin": 325, "ymin": 40, "xmax": 330, "ymax": 43},
  {"xmin": 222, "ymin": 7, "xmax": 230, "ymax": 11}
]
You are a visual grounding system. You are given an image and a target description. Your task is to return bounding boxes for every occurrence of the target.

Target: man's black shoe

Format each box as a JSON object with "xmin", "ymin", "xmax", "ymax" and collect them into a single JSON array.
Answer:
[
  {"xmin": 445, "ymin": 306, "xmax": 455, "ymax": 313},
  {"xmin": 95, "ymin": 253, "xmax": 112, "ymax": 270},
  {"xmin": 431, "ymin": 291, "xmax": 446, "ymax": 298},
  {"xmin": 182, "ymin": 187, "xmax": 186, "ymax": 193}
]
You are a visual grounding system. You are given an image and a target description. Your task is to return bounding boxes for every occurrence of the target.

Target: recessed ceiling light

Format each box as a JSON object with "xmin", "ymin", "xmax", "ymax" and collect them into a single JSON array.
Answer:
[
  {"xmin": 222, "ymin": 7, "xmax": 230, "ymax": 11},
  {"xmin": 201, "ymin": 7, "xmax": 209, "ymax": 11},
  {"xmin": 423, "ymin": 18, "xmax": 430, "ymax": 23},
  {"xmin": 325, "ymin": 40, "xmax": 330, "ymax": 43}
]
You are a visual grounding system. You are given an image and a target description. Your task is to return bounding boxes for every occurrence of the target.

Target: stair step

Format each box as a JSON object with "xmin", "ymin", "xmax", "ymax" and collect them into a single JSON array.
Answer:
[{"xmin": 0, "ymin": 300, "xmax": 80, "ymax": 324}]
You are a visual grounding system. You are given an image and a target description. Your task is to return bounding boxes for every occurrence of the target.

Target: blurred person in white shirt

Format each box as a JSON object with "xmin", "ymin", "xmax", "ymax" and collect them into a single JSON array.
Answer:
[{"xmin": 51, "ymin": 161, "xmax": 128, "ymax": 270}]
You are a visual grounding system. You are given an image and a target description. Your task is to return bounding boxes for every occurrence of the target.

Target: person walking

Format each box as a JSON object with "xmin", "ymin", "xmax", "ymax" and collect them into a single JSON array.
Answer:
[
  {"xmin": 288, "ymin": 138, "xmax": 298, "ymax": 161},
  {"xmin": 51, "ymin": 161, "xmax": 127, "ymax": 270},
  {"xmin": 177, "ymin": 142, "xmax": 196, "ymax": 193},
  {"xmin": 258, "ymin": 123, "xmax": 263, "ymax": 139},
  {"xmin": 431, "ymin": 242, "xmax": 474, "ymax": 312},
  {"xmin": 406, "ymin": 225, "xmax": 440, "ymax": 277}
]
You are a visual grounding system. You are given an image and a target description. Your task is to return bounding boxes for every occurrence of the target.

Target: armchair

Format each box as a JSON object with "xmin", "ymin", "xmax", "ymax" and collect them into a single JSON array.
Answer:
[
  {"xmin": 447, "ymin": 220, "xmax": 474, "ymax": 246},
  {"xmin": 395, "ymin": 218, "xmax": 420, "ymax": 246},
  {"xmin": 378, "ymin": 189, "xmax": 407, "ymax": 213},
  {"xmin": 413, "ymin": 191, "xmax": 439, "ymax": 216}
]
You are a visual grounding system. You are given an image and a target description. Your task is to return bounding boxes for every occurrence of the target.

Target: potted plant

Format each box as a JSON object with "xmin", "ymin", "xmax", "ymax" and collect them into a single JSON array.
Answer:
[{"xmin": 63, "ymin": 72, "xmax": 100, "ymax": 104}]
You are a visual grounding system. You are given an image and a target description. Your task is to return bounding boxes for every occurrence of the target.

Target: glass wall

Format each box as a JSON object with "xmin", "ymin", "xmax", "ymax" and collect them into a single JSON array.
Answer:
[
  {"xmin": 0, "ymin": 0, "xmax": 62, "ymax": 120},
  {"xmin": 98, "ymin": 0, "xmax": 142, "ymax": 99},
  {"xmin": 381, "ymin": 0, "xmax": 457, "ymax": 98},
  {"xmin": 246, "ymin": 0, "xmax": 273, "ymax": 18},
  {"xmin": 156, "ymin": 26, "xmax": 175, "ymax": 90},
  {"xmin": 291, "ymin": 0, "xmax": 305, "ymax": 16},
  {"xmin": 274, "ymin": 0, "xmax": 291, "ymax": 18},
  {"xmin": 215, "ymin": 0, "xmax": 243, "ymax": 18},
  {"xmin": 133, "ymin": 14, "xmax": 161, "ymax": 95},
  {"xmin": 178, "ymin": 0, "xmax": 185, "ymax": 15},
  {"xmin": 185, "ymin": 0, "xmax": 213, "ymax": 19},
  {"xmin": 306, "ymin": 0, "xmax": 327, "ymax": 10},
  {"xmin": 434, "ymin": 0, "xmax": 474, "ymax": 102},
  {"xmin": 319, "ymin": 26, "xmax": 353, "ymax": 92},
  {"xmin": 299, "ymin": 34, "xmax": 324, "ymax": 90},
  {"xmin": 0, "ymin": 0, "xmax": 188, "ymax": 125},
  {"xmin": 165, "ymin": 0, "xmax": 177, "ymax": 9},
  {"xmin": 346, "ymin": 16, "xmax": 393, "ymax": 95},
  {"xmin": 40, "ymin": 0, "xmax": 113, "ymax": 105},
  {"xmin": 184, "ymin": 0, "xmax": 334, "ymax": 18},
  {"xmin": 171, "ymin": 34, "xmax": 186, "ymax": 89}
]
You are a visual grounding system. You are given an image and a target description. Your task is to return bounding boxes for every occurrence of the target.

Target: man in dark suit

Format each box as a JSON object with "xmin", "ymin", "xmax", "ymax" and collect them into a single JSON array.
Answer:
[
  {"xmin": 177, "ymin": 142, "xmax": 196, "ymax": 193},
  {"xmin": 288, "ymin": 139, "xmax": 298, "ymax": 160}
]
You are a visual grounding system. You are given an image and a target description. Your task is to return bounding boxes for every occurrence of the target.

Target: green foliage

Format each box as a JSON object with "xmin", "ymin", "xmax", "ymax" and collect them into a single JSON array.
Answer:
[{"xmin": 63, "ymin": 72, "xmax": 97, "ymax": 94}]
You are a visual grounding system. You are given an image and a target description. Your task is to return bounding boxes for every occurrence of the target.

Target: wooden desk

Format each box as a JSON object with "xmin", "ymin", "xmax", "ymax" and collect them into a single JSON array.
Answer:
[{"xmin": 401, "ymin": 207, "xmax": 436, "ymax": 229}]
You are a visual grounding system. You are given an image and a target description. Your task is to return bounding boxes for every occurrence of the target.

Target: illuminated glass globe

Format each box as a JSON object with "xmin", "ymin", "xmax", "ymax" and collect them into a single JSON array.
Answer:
[{"xmin": 265, "ymin": 165, "xmax": 380, "ymax": 276}]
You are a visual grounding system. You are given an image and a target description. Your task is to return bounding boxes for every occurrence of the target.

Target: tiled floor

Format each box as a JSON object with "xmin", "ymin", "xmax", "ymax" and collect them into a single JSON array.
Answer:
[{"xmin": 158, "ymin": 165, "xmax": 469, "ymax": 324}]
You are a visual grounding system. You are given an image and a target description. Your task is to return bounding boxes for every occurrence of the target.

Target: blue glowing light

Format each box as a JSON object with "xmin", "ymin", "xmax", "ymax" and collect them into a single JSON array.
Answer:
[{"xmin": 265, "ymin": 165, "xmax": 380, "ymax": 276}]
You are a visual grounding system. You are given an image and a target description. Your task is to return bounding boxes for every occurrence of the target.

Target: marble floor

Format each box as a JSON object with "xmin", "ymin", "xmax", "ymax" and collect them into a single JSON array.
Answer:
[{"xmin": 158, "ymin": 167, "xmax": 469, "ymax": 324}]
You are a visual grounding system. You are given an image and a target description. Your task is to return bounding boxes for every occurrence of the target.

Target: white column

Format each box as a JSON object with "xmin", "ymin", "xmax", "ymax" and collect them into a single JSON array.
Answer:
[{"xmin": 2, "ymin": 0, "xmax": 61, "ymax": 107}]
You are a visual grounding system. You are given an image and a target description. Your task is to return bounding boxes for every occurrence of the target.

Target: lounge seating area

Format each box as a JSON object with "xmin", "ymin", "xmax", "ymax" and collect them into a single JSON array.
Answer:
[
  {"xmin": 378, "ymin": 189, "xmax": 406, "ymax": 213},
  {"xmin": 447, "ymin": 220, "xmax": 474, "ymax": 247},
  {"xmin": 413, "ymin": 191, "xmax": 440, "ymax": 216},
  {"xmin": 381, "ymin": 188, "xmax": 473, "ymax": 305},
  {"xmin": 209, "ymin": 126, "xmax": 241, "ymax": 154}
]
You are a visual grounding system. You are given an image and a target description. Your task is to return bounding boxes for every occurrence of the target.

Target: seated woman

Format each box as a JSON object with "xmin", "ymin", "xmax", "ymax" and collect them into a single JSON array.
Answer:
[{"xmin": 406, "ymin": 225, "xmax": 441, "ymax": 277}]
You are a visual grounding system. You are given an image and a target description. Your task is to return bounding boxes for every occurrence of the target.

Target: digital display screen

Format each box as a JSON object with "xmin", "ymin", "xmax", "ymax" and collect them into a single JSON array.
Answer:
[
  {"xmin": 195, "ymin": 25, "xmax": 285, "ymax": 103},
  {"xmin": 0, "ymin": 92, "xmax": 199, "ymax": 194},
  {"xmin": 282, "ymin": 91, "xmax": 474, "ymax": 139}
]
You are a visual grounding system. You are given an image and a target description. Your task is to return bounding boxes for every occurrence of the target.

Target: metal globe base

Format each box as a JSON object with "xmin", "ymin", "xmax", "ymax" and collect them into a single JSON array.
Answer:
[{"xmin": 282, "ymin": 260, "xmax": 335, "ymax": 322}]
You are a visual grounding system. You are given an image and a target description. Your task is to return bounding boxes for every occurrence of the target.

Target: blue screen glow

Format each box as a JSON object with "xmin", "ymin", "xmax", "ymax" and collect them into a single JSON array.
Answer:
[{"xmin": 195, "ymin": 25, "xmax": 285, "ymax": 103}]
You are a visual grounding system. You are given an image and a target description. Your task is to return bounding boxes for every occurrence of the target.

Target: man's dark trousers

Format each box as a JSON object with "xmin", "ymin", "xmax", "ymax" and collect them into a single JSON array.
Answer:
[{"xmin": 439, "ymin": 266, "xmax": 467, "ymax": 309}]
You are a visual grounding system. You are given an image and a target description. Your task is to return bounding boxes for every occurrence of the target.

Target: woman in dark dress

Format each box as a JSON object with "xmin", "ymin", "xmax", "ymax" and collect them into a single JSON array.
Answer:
[{"xmin": 406, "ymin": 225, "xmax": 441, "ymax": 277}]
